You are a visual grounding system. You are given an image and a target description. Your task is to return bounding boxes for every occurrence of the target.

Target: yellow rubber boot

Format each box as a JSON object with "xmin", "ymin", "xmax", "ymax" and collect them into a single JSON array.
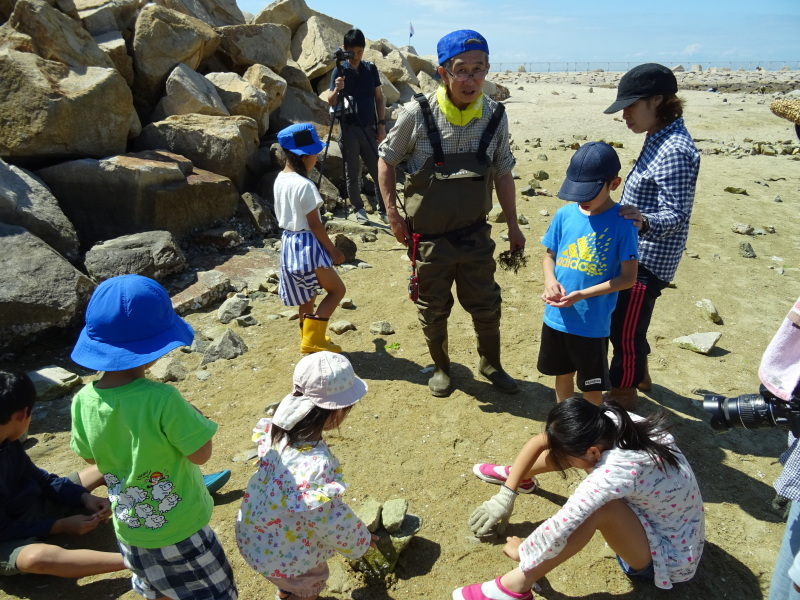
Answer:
[
  {"xmin": 300, "ymin": 315, "xmax": 341, "ymax": 354},
  {"xmin": 299, "ymin": 319, "xmax": 331, "ymax": 343}
]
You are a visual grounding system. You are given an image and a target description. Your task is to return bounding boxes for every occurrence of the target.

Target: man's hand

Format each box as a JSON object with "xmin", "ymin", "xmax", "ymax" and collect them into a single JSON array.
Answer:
[
  {"xmin": 385, "ymin": 207, "xmax": 410, "ymax": 246},
  {"xmin": 468, "ymin": 485, "xmax": 517, "ymax": 536},
  {"xmin": 333, "ymin": 76, "xmax": 345, "ymax": 93},
  {"xmin": 52, "ymin": 514, "xmax": 102, "ymax": 536},
  {"xmin": 503, "ymin": 536, "xmax": 523, "ymax": 562},
  {"xmin": 81, "ymin": 493, "xmax": 111, "ymax": 521},
  {"xmin": 507, "ymin": 224, "xmax": 526, "ymax": 253},
  {"xmin": 618, "ymin": 204, "xmax": 643, "ymax": 230}
]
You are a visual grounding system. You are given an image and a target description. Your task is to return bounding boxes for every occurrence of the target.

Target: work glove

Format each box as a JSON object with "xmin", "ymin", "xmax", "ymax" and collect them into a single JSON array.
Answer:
[{"xmin": 468, "ymin": 485, "xmax": 517, "ymax": 536}]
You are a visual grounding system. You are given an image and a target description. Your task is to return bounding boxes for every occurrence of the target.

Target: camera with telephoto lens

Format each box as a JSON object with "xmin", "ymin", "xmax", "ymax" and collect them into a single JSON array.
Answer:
[
  {"xmin": 333, "ymin": 48, "xmax": 354, "ymax": 60},
  {"xmin": 702, "ymin": 385, "xmax": 800, "ymax": 436}
]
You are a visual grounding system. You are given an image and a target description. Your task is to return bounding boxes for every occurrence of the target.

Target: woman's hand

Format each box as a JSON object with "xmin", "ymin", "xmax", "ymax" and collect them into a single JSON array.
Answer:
[{"xmin": 330, "ymin": 247, "xmax": 346, "ymax": 265}]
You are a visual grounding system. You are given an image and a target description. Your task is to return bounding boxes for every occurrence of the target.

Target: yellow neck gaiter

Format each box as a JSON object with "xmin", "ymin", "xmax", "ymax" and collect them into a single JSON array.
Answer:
[{"xmin": 437, "ymin": 86, "xmax": 483, "ymax": 126}]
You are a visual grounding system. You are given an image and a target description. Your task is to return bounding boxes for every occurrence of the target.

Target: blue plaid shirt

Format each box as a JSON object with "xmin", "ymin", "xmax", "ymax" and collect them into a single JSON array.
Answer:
[
  {"xmin": 620, "ymin": 118, "xmax": 700, "ymax": 283},
  {"xmin": 776, "ymin": 434, "xmax": 800, "ymax": 502}
]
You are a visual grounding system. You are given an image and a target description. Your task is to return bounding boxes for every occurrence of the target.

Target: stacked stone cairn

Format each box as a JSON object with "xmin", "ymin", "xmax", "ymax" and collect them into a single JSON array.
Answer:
[{"xmin": 350, "ymin": 497, "xmax": 422, "ymax": 578}]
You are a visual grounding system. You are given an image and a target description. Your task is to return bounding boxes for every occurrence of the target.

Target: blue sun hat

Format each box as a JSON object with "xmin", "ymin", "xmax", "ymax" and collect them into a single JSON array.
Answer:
[
  {"xmin": 558, "ymin": 142, "xmax": 621, "ymax": 202},
  {"xmin": 71, "ymin": 274, "xmax": 194, "ymax": 371},
  {"xmin": 437, "ymin": 29, "xmax": 489, "ymax": 65},
  {"xmin": 277, "ymin": 123, "xmax": 326, "ymax": 156}
]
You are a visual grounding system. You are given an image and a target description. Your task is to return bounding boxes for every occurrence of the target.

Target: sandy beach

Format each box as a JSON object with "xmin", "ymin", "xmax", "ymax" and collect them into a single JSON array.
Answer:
[{"xmin": 3, "ymin": 71, "xmax": 800, "ymax": 600}]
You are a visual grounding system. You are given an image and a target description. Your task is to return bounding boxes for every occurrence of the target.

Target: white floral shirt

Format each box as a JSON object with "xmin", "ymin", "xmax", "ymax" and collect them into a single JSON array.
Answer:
[
  {"xmin": 518, "ymin": 436, "xmax": 705, "ymax": 590},
  {"xmin": 235, "ymin": 419, "xmax": 370, "ymax": 578}
]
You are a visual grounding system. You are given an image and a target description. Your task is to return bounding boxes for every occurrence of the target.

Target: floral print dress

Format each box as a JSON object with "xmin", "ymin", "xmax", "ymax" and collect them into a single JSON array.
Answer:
[{"xmin": 235, "ymin": 418, "xmax": 370, "ymax": 578}]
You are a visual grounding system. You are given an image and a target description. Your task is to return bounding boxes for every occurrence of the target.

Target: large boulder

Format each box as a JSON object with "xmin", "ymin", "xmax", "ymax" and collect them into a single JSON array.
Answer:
[
  {"xmin": 134, "ymin": 114, "xmax": 259, "ymax": 190},
  {"xmin": 94, "ymin": 30, "xmax": 134, "ymax": 86},
  {"xmin": 152, "ymin": 62, "xmax": 229, "ymax": 121},
  {"xmin": 132, "ymin": 4, "xmax": 220, "ymax": 108},
  {"xmin": 290, "ymin": 14, "xmax": 351, "ymax": 80},
  {"xmin": 279, "ymin": 59, "xmax": 312, "ymax": 93},
  {"xmin": 0, "ymin": 49, "xmax": 134, "ymax": 161},
  {"xmin": 253, "ymin": 0, "xmax": 310, "ymax": 34},
  {"xmin": 37, "ymin": 150, "xmax": 240, "ymax": 246},
  {"xmin": 269, "ymin": 86, "xmax": 329, "ymax": 131},
  {"xmin": 0, "ymin": 224, "xmax": 94, "ymax": 350},
  {"xmin": 0, "ymin": 0, "xmax": 116, "ymax": 70},
  {"xmin": 71, "ymin": 0, "xmax": 139, "ymax": 36},
  {"xmin": 416, "ymin": 70, "xmax": 438, "ymax": 95},
  {"xmin": 403, "ymin": 50, "xmax": 436, "ymax": 78},
  {"xmin": 84, "ymin": 230, "xmax": 187, "ymax": 282},
  {"xmin": 150, "ymin": 0, "xmax": 245, "ymax": 28},
  {"xmin": 370, "ymin": 48, "xmax": 418, "ymax": 86},
  {"xmin": 215, "ymin": 23, "xmax": 290, "ymax": 74},
  {"xmin": 378, "ymin": 70, "xmax": 400, "ymax": 105},
  {"xmin": 0, "ymin": 158, "xmax": 79, "ymax": 259},
  {"xmin": 205, "ymin": 71, "xmax": 269, "ymax": 136},
  {"xmin": 244, "ymin": 63, "xmax": 287, "ymax": 114}
]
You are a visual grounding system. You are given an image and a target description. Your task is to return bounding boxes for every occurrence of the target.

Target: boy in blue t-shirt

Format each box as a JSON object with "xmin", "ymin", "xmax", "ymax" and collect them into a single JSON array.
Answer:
[{"xmin": 539, "ymin": 142, "xmax": 639, "ymax": 404}]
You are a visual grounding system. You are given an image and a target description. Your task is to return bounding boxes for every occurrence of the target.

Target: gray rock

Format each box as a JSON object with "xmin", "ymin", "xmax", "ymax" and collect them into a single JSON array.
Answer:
[
  {"xmin": 360, "ymin": 232, "xmax": 378, "ymax": 243},
  {"xmin": 539, "ymin": 209, "xmax": 550, "ymax": 217},
  {"xmin": 84, "ymin": 231, "xmax": 187, "ymax": 283},
  {"xmin": 232, "ymin": 447, "xmax": 258, "ymax": 462},
  {"xmin": 354, "ymin": 497, "xmax": 382, "ymax": 533},
  {"xmin": 206, "ymin": 71, "xmax": 270, "ymax": 136},
  {"xmin": 195, "ymin": 370, "xmax": 212, "ymax": 381},
  {"xmin": 519, "ymin": 185, "xmax": 537, "ymax": 197},
  {"xmin": 290, "ymin": 14, "xmax": 351, "ymax": 80},
  {"xmin": 269, "ymin": 86, "xmax": 329, "ymax": 131},
  {"xmin": 26, "ymin": 366, "xmax": 82, "ymax": 401},
  {"xmin": 488, "ymin": 204, "xmax": 506, "ymax": 223},
  {"xmin": 151, "ymin": 63, "xmax": 229, "ymax": 121},
  {"xmin": 201, "ymin": 328, "xmax": 248, "ymax": 364},
  {"xmin": 739, "ymin": 242, "xmax": 757, "ymax": 258},
  {"xmin": 339, "ymin": 298, "xmax": 355, "ymax": 309},
  {"xmin": 775, "ymin": 195, "xmax": 783, "ymax": 202},
  {"xmin": 696, "ymin": 299, "xmax": 722, "ymax": 324},
  {"xmin": 357, "ymin": 262, "xmax": 373, "ymax": 269},
  {"xmin": 149, "ymin": 356, "xmax": 189, "ymax": 382},
  {"xmin": 253, "ymin": 0, "xmax": 311, "ymax": 34},
  {"xmin": 370, "ymin": 321, "xmax": 394, "ymax": 335},
  {"xmin": 382, "ymin": 498, "xmax": 408, "ymax": 533},
  {"xmin": 329, "ymin": 320, "xmax": 356, "ymax": 334},
  {"xmin": 151, "ymin": 0, "xmax": 245, "ymax": 27},
  {"xmin": 244, "ymin": 64, "xmax": 287, "ymax": 114},
  {"xmin": 236, "ymin": 314, "xmax": 258, "ymax": 327},
  {"xmin": 239, "ymin": 192, "xmax": 278, "ymax": 235},
  {"xmin": 0, "ymin": 158, "xmax": 79, "ymax": 260},
  {"xmin": 0, "ymin": 224, "xmax": 94, "ymax": 350},
  {"xmin": 95, "ymin": 30, "xmax": 134, "ymax": 85},
  {"xmin": 724, "ymin": 186, "xmax": 748, "ymax": 195},
  {"xmin": 172, "ymin": 269, "xmax": 232, "ymax": 315},
  {"xmin": 517, "ymin": 215, "xmax": 529, "ymax": 225},
  {"xmin": 217, "ymin": 293, "xmax": 249, "ymax": 323},
  {"xmin": 731, "ymin": 222, "xmax": 754, "ymax": 235},
  {"xmin": 674, "ymin": 331, "xmax": 722, "ymax": 355},
  {"xmin": 334, "ymin": 234, "xmax": 357, "ymax": 262},
  {"xmin": 215, "ymin": 23, "xmax": 291, "ymax": 74}
]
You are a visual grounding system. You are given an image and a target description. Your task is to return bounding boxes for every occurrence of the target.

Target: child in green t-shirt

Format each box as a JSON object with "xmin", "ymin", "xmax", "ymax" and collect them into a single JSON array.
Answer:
[{"xmin": 69, "ymin": 275, "xmax": 237, "ymax": 600}]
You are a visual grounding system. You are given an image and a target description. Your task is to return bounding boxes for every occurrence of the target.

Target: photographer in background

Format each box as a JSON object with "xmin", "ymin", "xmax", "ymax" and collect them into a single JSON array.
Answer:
[
  {"xmin": 764, "ymin": 296, "xmax": 800, "ymax": 600},
  {"xmin": 327, "ymin": 28, "xmax": 387, "ymax": 225}
]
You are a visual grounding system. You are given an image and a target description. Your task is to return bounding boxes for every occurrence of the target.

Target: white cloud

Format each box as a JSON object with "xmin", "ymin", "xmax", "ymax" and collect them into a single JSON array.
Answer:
[{"xmin": 682, "ymin": 43, "xmax": 703, "ymax": 56}]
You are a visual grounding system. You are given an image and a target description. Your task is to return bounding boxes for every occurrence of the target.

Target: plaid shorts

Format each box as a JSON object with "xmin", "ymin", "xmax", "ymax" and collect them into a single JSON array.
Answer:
[{"xmin": 118, "ymin": 525, "xmax": 237, "ymax": 600}]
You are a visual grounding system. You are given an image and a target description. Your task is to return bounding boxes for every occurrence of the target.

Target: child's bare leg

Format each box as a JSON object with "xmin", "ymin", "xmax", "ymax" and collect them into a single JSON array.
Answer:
[
  {"xmin": 313, "ymin": 267, "xmax": 345, "ymax": 319},
  {"xmin": 298, "ymin": 295, "xmax": 316, "ymax": 321},
  {"xmin": 77, "ymin": 464, "xmax": 105, "ymax": 491},
  {"xmin": 15, "ymin": 544, "xmax": 125, "ymax": 578},
  {"xmin": 582, "ymin": 390, "xmax": 603, "ymax": 405},
  {"xmin": 554, "ymin": 373, "xmax": 575, "ymax": 402},
  {"xmin": 498, "ymin": 499, "xmax": 651, "ymax": 593}
]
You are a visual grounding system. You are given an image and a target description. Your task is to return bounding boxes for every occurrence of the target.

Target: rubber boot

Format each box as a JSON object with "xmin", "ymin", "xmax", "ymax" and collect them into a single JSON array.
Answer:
[
  {"xmin": 425, "ymin": 336, "xmax": 452, "ymax": 397},
  {"xmin": 299, "ymin": 319, "xmax": 331, "ymax": 342},
  {"xmin": 476, "ymin": 333, "xmax": 518, "ymax": 394},
  {"xmin": 604, "ymin": 387, "xmax": 639, "ymax": 411},
  {"xmin": 300, "ymin": 315, "xmax": 341, "ymax": 354},
  {"xmin": 637, "ymin": 358, "xmax": 652, "ymax": 392}
]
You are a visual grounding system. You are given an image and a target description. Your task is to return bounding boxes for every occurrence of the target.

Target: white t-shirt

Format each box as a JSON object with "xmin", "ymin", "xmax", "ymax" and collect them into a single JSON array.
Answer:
[{"xmin": 274, "ymin": 171, "xmax": 323, "ymax": 231}]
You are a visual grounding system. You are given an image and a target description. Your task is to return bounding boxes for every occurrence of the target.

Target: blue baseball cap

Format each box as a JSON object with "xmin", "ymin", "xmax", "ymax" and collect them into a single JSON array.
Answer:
[
  {"xmin": 277, "ymin": 123, "xmax": 326, "ymax": 156},
  {"xmin": 558, "ymin": 142, "xmax": 621, "ymax": 202},
  {"xmin": 71, "ymin": 274, "xmax": 194, "ymax": 371},
  {"xmin": 437, "ymin": 29, "xmax": 489, "ymax": 65}
]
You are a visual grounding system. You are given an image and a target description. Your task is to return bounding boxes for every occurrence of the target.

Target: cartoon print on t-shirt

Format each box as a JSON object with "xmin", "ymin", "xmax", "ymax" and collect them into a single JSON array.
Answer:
[{"xmin": 106, "ymin": 470, "xmax": 183, "ymax": 530}]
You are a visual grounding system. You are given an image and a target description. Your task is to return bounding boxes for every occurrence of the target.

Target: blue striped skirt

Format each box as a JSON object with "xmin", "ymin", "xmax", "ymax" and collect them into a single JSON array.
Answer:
[{"xmin": 278, "ymin": 230, "xmax": 333, "ymax": 307}]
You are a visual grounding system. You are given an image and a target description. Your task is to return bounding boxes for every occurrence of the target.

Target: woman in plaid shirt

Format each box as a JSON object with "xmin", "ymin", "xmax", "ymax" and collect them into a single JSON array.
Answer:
[{"xmin": 602, "ymin": 63, "xmax": 700, "ymax": 410}]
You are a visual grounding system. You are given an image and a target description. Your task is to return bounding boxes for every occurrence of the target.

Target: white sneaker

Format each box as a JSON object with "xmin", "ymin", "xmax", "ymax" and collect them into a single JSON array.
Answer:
[
  {"xmin": 378, "ymin": 212, "xmax": 389, "ymax": 224},
  {"xmin": 355, "ymin": 209, "xmax": 368, "ymax": 224}
]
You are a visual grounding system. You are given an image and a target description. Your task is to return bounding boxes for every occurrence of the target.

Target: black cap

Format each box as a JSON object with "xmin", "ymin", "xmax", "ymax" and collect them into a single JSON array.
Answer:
[
  {"xmin": 558, "ymin": 142, "xmax": 621, "ymax": 202},
  {"xmin": 604, "ymin": 63, "xmax": 678, "ymax": 114}
]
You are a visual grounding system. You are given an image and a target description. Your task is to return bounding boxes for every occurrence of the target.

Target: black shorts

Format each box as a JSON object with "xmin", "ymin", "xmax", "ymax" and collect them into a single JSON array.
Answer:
[{"xmin": 537, "ymin": 323, "xmax": 610, "ymax": 392}]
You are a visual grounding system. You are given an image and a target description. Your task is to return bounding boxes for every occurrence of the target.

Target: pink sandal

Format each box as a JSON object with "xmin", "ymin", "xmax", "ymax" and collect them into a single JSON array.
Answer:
[{"xmin": 453, "ymin": 577, "xmax": 534, "ymax": 600}]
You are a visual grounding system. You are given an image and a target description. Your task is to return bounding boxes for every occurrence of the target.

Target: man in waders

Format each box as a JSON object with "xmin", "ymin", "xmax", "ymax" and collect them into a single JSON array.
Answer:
[{"xmin": 377, "ymin": 29, "xmax": 525, "ymax": 397}]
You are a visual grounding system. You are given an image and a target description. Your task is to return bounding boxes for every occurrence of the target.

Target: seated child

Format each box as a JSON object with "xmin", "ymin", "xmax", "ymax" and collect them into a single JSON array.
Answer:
[{"xmin": 0, "ymin": 370, "xmax": 124, "ymax": 578}]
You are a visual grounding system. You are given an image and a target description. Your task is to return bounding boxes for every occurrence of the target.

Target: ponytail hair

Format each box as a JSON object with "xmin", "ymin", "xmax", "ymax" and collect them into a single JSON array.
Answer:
[
  {"xmin": 546, "ymin": 396, "xmax": 681, "ymax": 475},
  {"xmin": 283, "ymin": 150, "xmax": 308, "ymax": 178}
]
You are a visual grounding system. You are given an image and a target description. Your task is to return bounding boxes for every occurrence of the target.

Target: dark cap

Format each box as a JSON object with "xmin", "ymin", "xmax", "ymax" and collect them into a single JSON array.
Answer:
[
  {"xmin": 437, "ymin": 29, "xmax": 489, "ymax": 65},
  {"xmin": 604, "ymin": 63, "xmax": 678, "ymax": 114},
  {"xmin": 558, "ymin": 142, "xmax": 621, "ymax": 202}
]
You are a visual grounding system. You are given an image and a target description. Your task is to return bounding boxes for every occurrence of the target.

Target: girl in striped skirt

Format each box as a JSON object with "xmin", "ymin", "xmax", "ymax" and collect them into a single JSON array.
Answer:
[{"xmin": 275, "ymin": 123, "xmax": 346, "ymax": 354}]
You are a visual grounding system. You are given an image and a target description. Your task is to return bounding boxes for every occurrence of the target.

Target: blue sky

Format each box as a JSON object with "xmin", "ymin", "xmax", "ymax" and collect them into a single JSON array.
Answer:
[{"xmin": 237, "ymin": 0, "xmax": 799, "ymax": 69}]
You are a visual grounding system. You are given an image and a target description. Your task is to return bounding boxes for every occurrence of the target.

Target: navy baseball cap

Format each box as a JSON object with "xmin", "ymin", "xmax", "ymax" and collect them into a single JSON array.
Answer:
[
  {"xmin": 558, "ymin": 142, "xmax": 621, "ymax": 202},
  {"xmin": 604, "ymin": 63, "xmax": 678, "ymax": 114},
  {"xmin": 277, "ymin": 123, "xmax": 326, "ymax": 156},
  {"xmin": 71, "ymin": 275, "xmax": 194, "ymax": 371},
  {"xmin": 437, "ymin": 29, "xmax": 489, "ymax": 65}
]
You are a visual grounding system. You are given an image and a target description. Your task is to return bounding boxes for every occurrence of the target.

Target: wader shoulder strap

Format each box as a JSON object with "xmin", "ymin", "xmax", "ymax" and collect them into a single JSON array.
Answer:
[
  {"xmin": 414, "ymin": 93, "xmax": 445, "ymax": 168},
  {"xmin": 476, "ymin": 102, "xmax": 506, "ymax": 164}
]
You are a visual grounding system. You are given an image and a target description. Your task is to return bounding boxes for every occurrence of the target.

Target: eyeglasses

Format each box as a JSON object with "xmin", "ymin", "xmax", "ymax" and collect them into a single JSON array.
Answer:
[{"xmin": 444, "ymin": 68, "xmax": 489, "ymax": 82}]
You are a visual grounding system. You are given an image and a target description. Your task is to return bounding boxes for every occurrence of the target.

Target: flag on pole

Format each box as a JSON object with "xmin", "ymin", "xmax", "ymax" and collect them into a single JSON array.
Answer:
[{"xmin": 409, "ymin": 22, "xmax": 415, "ymax": 38}]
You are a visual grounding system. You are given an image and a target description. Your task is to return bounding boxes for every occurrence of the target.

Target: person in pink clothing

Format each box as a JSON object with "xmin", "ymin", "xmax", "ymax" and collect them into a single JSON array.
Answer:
[{"xmin": 456, "ymin": 397, "xmax": 704, "ymax": 600}]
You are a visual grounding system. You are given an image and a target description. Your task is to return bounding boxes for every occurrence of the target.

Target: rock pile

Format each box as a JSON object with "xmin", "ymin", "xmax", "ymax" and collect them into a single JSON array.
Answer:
[{"xmin": 0, "ymin": 0, "xmax": 486, "ymax": 351}]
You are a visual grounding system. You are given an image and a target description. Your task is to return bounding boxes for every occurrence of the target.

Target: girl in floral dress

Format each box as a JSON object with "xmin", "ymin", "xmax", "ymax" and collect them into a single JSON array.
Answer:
[{"xmin": 235, "ymin": 352, "xmax": 373, "ymax": 600}]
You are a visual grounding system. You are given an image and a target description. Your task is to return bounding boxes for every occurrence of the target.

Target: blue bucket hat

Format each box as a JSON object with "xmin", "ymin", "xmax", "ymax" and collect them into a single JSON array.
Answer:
[
  {"xmin": 437, "ymin": 29, "xmax": 489, "ymax": 65},
  {"xmin": 71, "ymin": 274, "xmax": 194, "ymax": 371},
  {"xmin": 277, "ymin": 123, "xmax": 326, "ymax": 156},
  {"xmin": 558, "ymin": 142, "xmax": 621, "ymax": 203}
]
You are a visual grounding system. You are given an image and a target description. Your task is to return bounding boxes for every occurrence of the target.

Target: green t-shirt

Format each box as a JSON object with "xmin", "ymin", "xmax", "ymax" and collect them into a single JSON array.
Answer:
[{"xmin": 70, "ymin": 378, "xmax": 217, "ymax": 548}]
